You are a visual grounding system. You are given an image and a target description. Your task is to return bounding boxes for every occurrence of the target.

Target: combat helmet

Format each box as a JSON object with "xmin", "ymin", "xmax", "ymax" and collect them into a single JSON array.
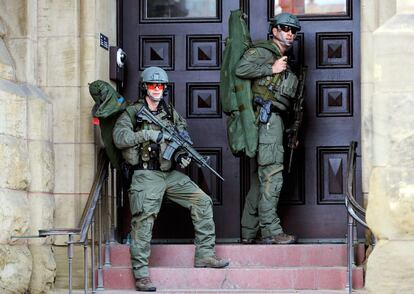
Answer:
[
  {"xmin": 269, "ymin": 12, "xmax": 301, "ymax": 33},
  {"xmin": 140, "ymin": 66, "xmax": 169, "ymax": 84}
]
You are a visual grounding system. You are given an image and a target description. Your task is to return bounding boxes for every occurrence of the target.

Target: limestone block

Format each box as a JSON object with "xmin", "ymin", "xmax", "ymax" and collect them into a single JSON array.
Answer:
[
  {"xmin": 38, "ymin": 0, "xmax": 78, "ymax": 37},
  {"xmin": 27, "ymin": 194, "xmax": 55, "ymax": 246},
  {"xmin": 37, "ymin": 38, "xmax": 48, "ymax": 87},
  {"xmin": 80, "ymin": 0, "xmax": 96, "ymax": 36},
  {"xmin": 0, "ymin": 1, "xmax": 27, "ymax": 38},
  {"xmin": 361, "ymin": 32, "xmax": 375, "ymax": 84},
  {"xmin": 367, "ymin": 167, "xmax": 414, "ymax": 239},
  {"xmin": 0, "ymin": 244, "xmax": 32, "ymax": 294},
  {"xmin": 0, "ymin": 14, "xmax": 6, "ymax": 38},
  {"xmin": 96, "ymin": 0, "xmax": 116, "ymax": 41},
  {"xmin": 7, "ymin": 38, "xmax": 28, "ymax": 83},
  {"xmin": 378, "ymin": 2, "xmax": 396, "ymax": 26},
  {"xmin": 28, "ymin": 141, "xmax": 54, "ymax": 193},
  {"xmin": 45, "ymin": 37, "xmax": 80, "ymax": 87},
  {"xmin": 361, "ymin": 83, "xmax": 374, "ymax": 193},
  {"xmin": 28, "ymin": 245, "xmax": 56, "ymax": 294},
  {"xmin": 397, "ymin": 0, "xmax": 414, "ymax": 13},
  {"xmin": 80, "ymin": 86, "xmax": 95, "ymax": 143},
  {"xmin": 54, "ymin": 144, "xmax": 76, "ymax": 194},
  {"xmin": 374, "ymin": 15, "xmax": 414, "ymax": 91},
  {"xmin": 387, "ymin": 93, "xmax": 414, "ymax": 158},
  {"xmin": 361, "ymin": 0, "xmax": 378, "ymax": 33},
  {"xmin": 0, "ymin": 41, "xmax": 14, "ymax": 81},
  {"xmin": 370, "ymin": 92, "xmax": 392, "ymax": 166},
  {"xmin": 366, "ymin": 240, "xmax": 414, "ymax": 294},
  {"xmin": 0, "ymin": 135, "xmax": 30, "ymax": 190},
  {"xmin": 53, "ymin": 194, "xmax": 78, "ymax": 245},
  {"xmin": 27, "ymin": 85, "xmax": 53, "ymax": 141},
  {"xmin": 97, "ymin": 44, "xmax": 110, "ymax": 81},
  {"xmin": 0, "ymin": 81, "xmax": 27, "ymax": 138},
  {"xmin": 79, "ymin": 143, "xmax": 95, "ymax": 194},
  {"xmin": 45, "ymin": 87, "xmax": 79, "ymax": 144},
  {"xmin": 80, "ymin": 36, "xmax": 96, "ymax": 86},
  {"xmin": 0, "ymin": 189, "xmax": 29, "ymax": 244}
]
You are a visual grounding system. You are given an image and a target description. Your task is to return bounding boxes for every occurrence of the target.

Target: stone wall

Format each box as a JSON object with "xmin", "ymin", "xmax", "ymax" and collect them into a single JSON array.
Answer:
[
  {"xmin": 0, "ymin": 2, "xmax": 55, "ymax": 291},
  {"xmin": 0, "ymin": 0, "xmax": 115, "ymax": 292},
  {"xmin": 364, "ymin": 0, "xmax": 414, "ymax": 293}
]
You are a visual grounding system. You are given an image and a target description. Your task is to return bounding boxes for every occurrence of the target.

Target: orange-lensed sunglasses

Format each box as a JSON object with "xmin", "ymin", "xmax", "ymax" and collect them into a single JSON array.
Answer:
[{"xmin": 146, "ymin": 83, "xmax": 165, "ymax": 90}]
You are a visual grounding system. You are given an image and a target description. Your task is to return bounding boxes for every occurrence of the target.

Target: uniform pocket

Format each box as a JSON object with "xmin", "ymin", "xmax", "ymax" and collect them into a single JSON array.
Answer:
[
  {"xmin": 258, "ymin": 114, "xmax": 284, "ymax": 144},
  {"xmin": 122, "ymin": 145, "xmax": 139, "ymax": 165},
  {"xmin": 257, "ymin": 143, "xmax": 284, "ymax": 166},
  {"xmin": 129, "ymin": 188, "xmax": 144, "ymax": 216}
]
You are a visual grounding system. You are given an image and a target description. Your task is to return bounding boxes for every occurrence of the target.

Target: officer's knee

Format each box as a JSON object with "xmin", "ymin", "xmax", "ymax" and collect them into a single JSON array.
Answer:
[
  {"xmin": 193, "ymin": 194, "xmax": 213, "ymax": 219},
  {"xmin": 131, "ymin": 217, "xmax": 154, "ymax": 243}
]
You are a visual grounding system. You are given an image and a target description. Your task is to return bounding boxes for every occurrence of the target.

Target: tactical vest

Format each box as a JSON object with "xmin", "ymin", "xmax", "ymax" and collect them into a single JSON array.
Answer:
[
  {"xmin": 124, "ymin": 99, "xmax": 177, "ymax": 171},
  {"xmin": 251, "ymin": 41, "xmax": 299, "ymax": 112}
]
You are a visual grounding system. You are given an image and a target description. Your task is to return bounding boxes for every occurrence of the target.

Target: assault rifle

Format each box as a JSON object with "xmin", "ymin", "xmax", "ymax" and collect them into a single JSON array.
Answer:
[
  {"xmin": 286, "ymin": 66, "xmax": 307, "ymax": 173},
  {"xmin": 136, "ymin": 105, "xmax": 225, "ymax": 181}
]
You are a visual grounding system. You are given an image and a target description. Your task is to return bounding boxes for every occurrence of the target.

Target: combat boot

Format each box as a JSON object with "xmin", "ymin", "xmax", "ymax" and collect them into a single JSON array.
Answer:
[
  {"xmin": 194, "ymin": 255, "xmax": 230, "ymax": 268},
  {"xmin": 261, "ymin": 232, "xmax": 297, "ymax": 244},
  {"xmin": 135, "ymin": 276, "xmax": 156, "ymax": 292}
]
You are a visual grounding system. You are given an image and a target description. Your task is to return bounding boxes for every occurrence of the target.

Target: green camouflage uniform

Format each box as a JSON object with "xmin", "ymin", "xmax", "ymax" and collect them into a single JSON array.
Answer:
[
  {"xmin": 235, "ymin": 40, "xmax": 298, "ymax": 240},
  {"xmin": 113, "ymin": 100, "xmax": 216, "ymax": 279}
]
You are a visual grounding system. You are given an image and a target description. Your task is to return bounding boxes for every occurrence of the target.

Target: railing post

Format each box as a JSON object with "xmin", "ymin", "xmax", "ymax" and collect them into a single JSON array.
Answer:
[
  {"xmin": 109, "ymin": 166, "xmax": 116, "ymax": 244},
  {"xmin": 346, "ymin": 201, "xmax": 354, "ymax": 294},
  {"xmin": 68, "ymin": 234, "xmax": 74, "ymax": 294},
  {"xmin": 105, "ymin": 167, "xmax": 112, "ymax": 268},
  {"xmin": 91, "ymin": 218, "xmax": 96, "ymax": 294},
  {"xmin": 96, "ymin": 195, "xmax": 104, "ymax": 290},
  {"xmin": 84, "ymin": 238, "xmax": 89, "ymax": 294}
]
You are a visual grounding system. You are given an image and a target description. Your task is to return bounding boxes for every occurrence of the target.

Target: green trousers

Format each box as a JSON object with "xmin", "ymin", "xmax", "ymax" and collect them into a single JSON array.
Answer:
[
  {"xmin": 129, "ymin": 169, "xmax": 216, "ymax": 279},
  {"xmin": 241, "ymin": 113, "xmax": 285, "ymax": 239}
]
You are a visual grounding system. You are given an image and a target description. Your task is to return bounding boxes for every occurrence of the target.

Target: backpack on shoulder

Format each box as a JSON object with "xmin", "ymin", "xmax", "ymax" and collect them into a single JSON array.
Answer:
[
  {"xmin": 220, "ymin": 9, "xmax": 258, "ymax": 158},
  {"xmin": 89, "ymin": 80, "xmax": 134, "ymax": 172}
]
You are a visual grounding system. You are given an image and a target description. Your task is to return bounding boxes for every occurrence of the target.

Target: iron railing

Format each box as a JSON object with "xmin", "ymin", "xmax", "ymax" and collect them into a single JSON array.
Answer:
[
  {"xmin": 345, "ymin": 141, "xmax": 375, "ymax": 293},
  {"xmin": 13, "ymin": 149, "xmax": 119, "ymax": 293}
]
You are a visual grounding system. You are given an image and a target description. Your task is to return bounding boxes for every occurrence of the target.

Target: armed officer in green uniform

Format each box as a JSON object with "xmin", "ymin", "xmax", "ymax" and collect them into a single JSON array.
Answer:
[
  {"xmin": 235, "ymin": 13, "xmax": 301, "ymax": 245},
  {"xmin": 113, "ymin": 66, "xmax": 229, "ymax": 292}
]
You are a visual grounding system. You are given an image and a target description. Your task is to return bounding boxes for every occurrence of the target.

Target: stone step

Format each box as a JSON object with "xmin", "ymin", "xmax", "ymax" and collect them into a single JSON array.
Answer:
[
  {"xmin": 108, "ymin": 244, "xmax": 365, "ymax": 268},
  {"xmin": 52, "ymin": 289, "xmax": 367, "ymax": 294},
  {"xmin": 102, "ymin": 266, "xmax": 364, "ymax": 290}
]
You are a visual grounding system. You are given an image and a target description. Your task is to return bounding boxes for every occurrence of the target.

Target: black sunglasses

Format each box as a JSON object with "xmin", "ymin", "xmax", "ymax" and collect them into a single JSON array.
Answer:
[{"xmin": 279, "ymin": 25, "xmax": 298, "ymax": 34}]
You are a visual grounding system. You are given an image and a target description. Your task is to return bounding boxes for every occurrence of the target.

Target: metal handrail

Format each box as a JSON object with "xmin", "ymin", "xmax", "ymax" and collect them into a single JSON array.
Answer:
[
  {"xmin": 34, "ymin": 149, "xmax": 110, "ymax": 294},
  {"xmin": 12, "ymin": 146, "xmax": 117, "ymax": 293},
  {"xmin": 345, "ymin": 141, "xmax": 375, "ymax": 294},
  {"xmin": 345, "ymin": 198, "xmax": 368, "ymax": 228},
  {"xmin": 346, "ymin": 141, "xmax": 366, "ymax": 216}
]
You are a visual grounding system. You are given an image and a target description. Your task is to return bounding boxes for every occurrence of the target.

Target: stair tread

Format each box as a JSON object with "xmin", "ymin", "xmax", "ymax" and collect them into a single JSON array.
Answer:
[
  {"xmin": 105, "ymin": 265, "xmax": 363, "ymax": 269},
  {"xmin": 108, "ymin": 243, "xmax": 366, "ymax": 268},
  {"xmin": 52, "ymin": 289, "xmax": 367, "ymax": 294},
  {"xmin": 101, "ymin": 244, "xmax": 365, "ymax": 290}
]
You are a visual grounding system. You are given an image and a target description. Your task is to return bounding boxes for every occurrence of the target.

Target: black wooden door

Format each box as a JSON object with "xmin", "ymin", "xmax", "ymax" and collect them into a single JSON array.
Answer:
[
  {"xmin": 119, "ymin": 0, "xmax": 361, "ymax": 242},
  {"xmin": 120, "ymin": 0, "xmax": 242, "ymax": 242}
]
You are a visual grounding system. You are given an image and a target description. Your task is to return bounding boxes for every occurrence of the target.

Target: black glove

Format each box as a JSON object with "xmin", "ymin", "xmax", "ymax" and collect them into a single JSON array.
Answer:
[{"xmin": 176, "ymin": 153, "xmax": 191, "ymax": 168}]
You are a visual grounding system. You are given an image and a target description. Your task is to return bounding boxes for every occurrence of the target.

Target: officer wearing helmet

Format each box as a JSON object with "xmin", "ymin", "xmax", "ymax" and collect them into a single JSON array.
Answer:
[
  {"xmin": 235, "ymin": 13, "xmax": 301, "ymax": 245},
  {"xmin": 113, "ymin": 66, "xmax": 229, "ymax": 292}
]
